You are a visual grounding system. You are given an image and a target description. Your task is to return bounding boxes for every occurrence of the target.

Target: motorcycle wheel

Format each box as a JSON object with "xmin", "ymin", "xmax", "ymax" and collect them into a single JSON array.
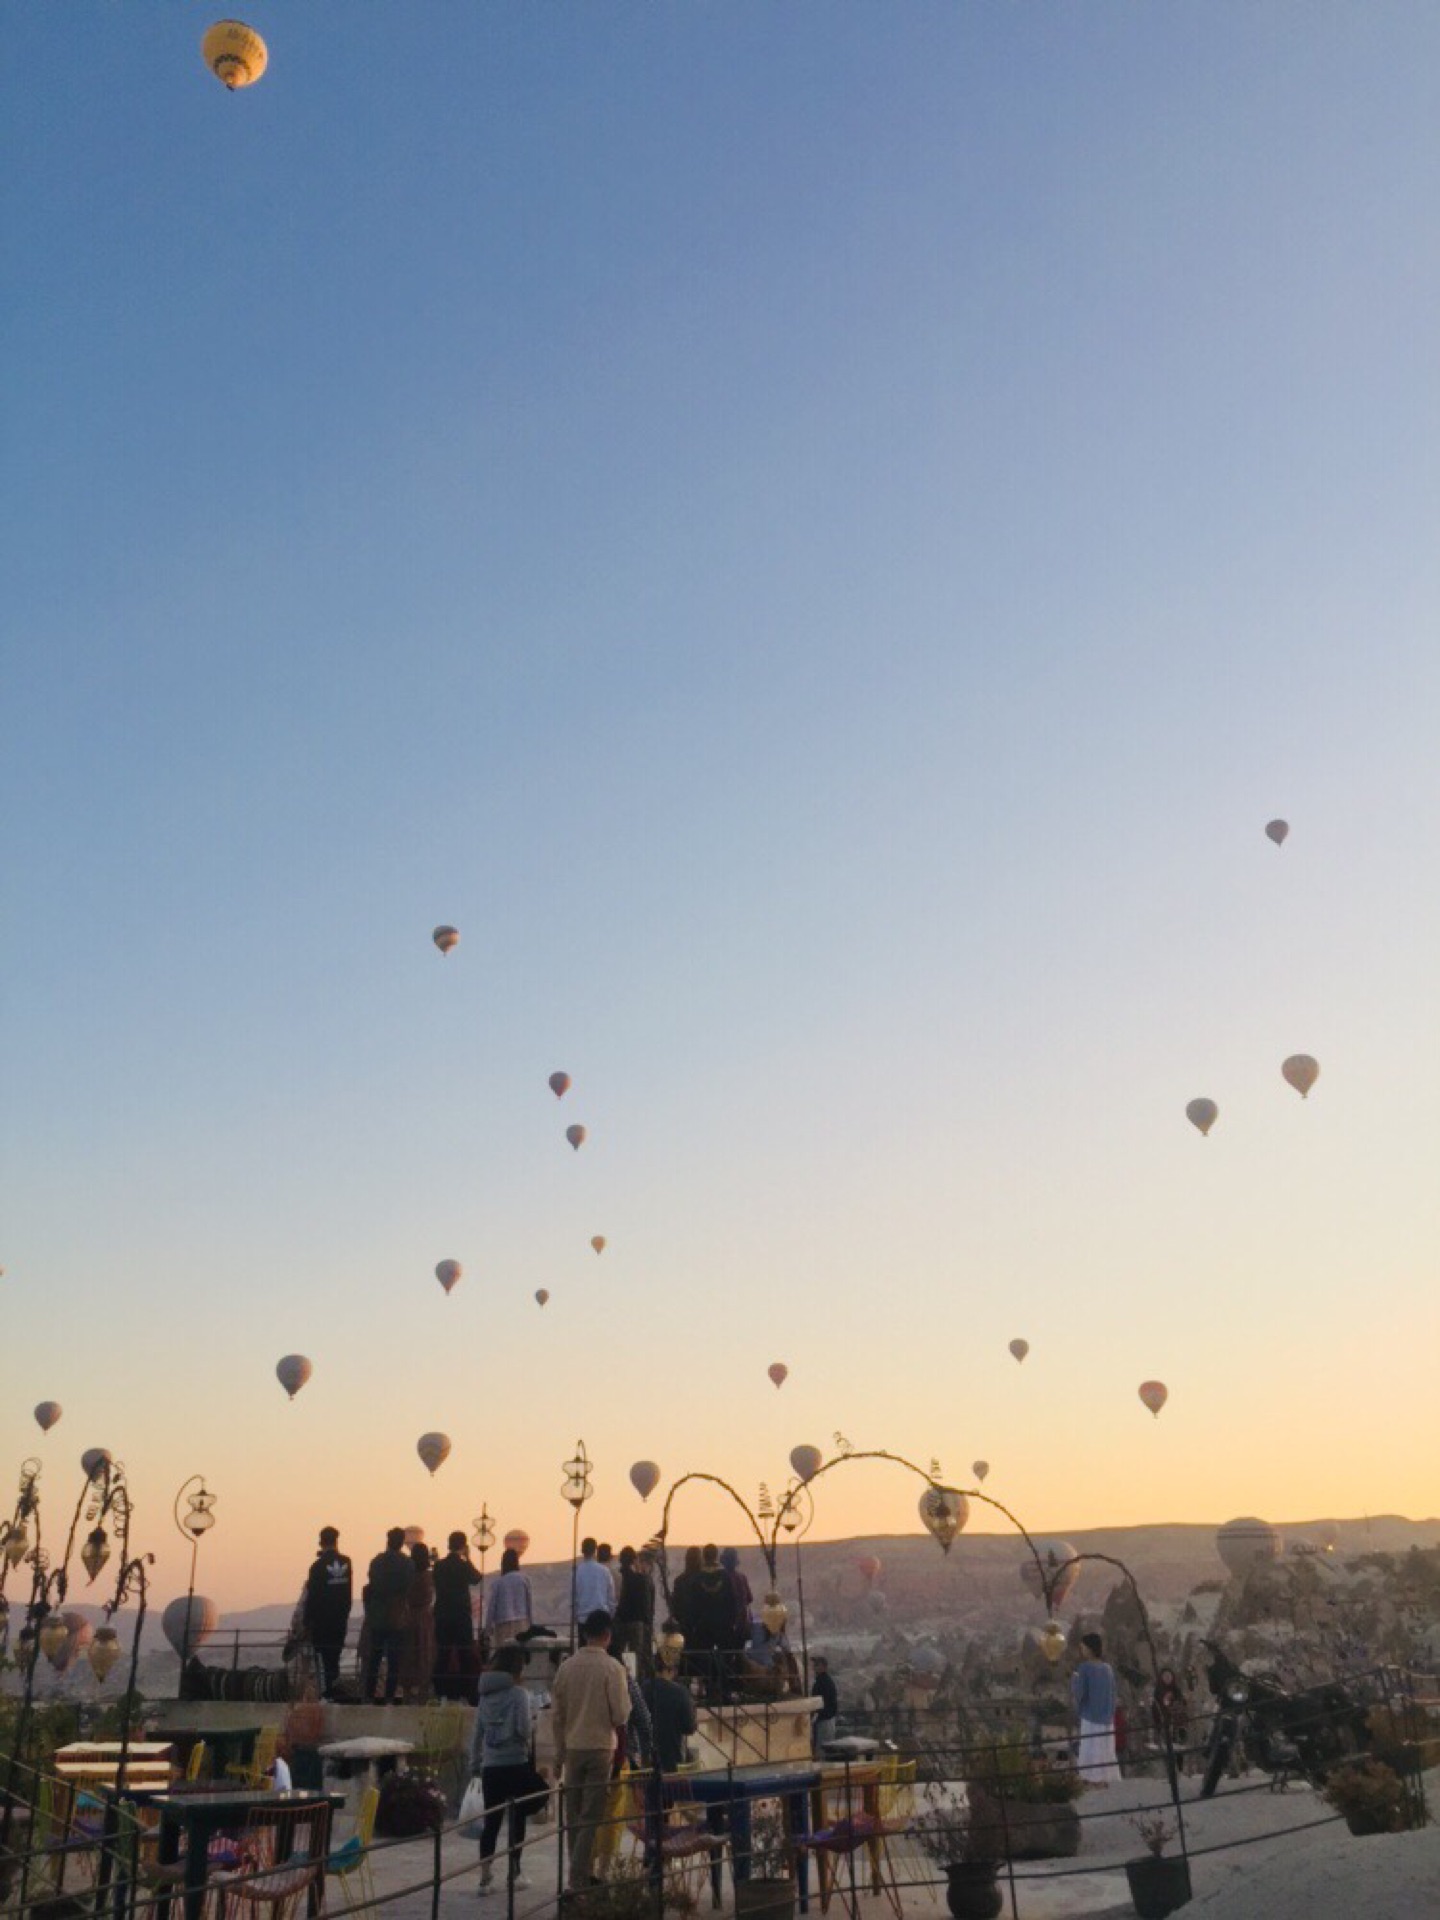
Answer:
[{"xmin": 1200, "ymin": 1729, "xmax": 1232, "ymax": 1799}]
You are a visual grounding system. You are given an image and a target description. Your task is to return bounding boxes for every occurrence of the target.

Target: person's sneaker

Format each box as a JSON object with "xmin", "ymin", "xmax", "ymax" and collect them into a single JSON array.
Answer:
[
  {"xmin": 510, "ymin": 1875, "xmax": 530, "ymax": 1891},
  {"xmin": 477, "ymin": 1870, "xmax": 494, "ymax": 1897}
]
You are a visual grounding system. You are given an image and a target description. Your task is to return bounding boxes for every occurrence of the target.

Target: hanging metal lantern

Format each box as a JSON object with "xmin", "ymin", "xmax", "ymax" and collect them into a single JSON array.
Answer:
[
  {"xmin": 4, "ymin": 1522, "xmax": 29, "ymax": 1569},
  {"xmin": 761, "ymin": 1592, "xmax": 789, "ymax": 1637},
  {"xmin": 918, "ymin": 1486, "xmax": 968, "ymax": 1555},
  {"xmin": 81, "ymin": 1528, "xmax": 110, "ymax": 1583},
  {"xmin": 659, "ymin": 1626, "xmax": 686, "ymax": 1669},
  {"xmin": 89, "ymin": 1626, "xmax": 122, "ymax": 1681},
  {"xmin": 39, "ymin": 1614, "xmax": 70, "ymax": 1665},
  {"xmin": 1040, "ymin": 1621, "xmax": 1067, "ymax": 1665}
]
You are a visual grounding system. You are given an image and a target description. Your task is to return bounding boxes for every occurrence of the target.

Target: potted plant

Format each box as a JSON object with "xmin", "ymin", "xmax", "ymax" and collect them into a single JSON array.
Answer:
[
  {"xmin": 1321, "ymin": 1757, "xmax": 1415, "ymax": 1836},
  {"xmin": 912, "ymin": 1786, "xmax": 1002, "ymax": 1920},
  {"xmin": 731, "ymin": 1797, "xmax": 796, "ymax": 1920},
  {"xmin": 1124, "ymin": 1816, "xmax": 1191, "ymax": 1917},
  {"xmin": 963, "ymin": 1739, "xmax": 1082, "ymax": 1861}
]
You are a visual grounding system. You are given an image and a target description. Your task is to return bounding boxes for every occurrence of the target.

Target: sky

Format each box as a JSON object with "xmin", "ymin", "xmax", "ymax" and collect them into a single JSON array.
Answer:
[{"xmin": 4, "ymin": 3, "xmax": 1440, "ymax": 1613}]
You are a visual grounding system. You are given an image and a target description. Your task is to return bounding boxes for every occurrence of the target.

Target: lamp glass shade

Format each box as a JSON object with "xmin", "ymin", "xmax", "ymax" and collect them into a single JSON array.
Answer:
[
  {"xmin": 761, "ymin": 1592, "xmax": 789, "ymax": 1636},
  {"xmin": 4, "ymin": 1525, "xmax": 29, "ymax": 1568},
  {"xmin": 185, "ymin": 1508, "xmax": 215, "ymax": 1537},
  {"xmin": 39, "ymin": 1615, "xmax": 70, "ymax": 1664},
  {"xmin": 89, "ymin": 1628, "xmax": 121, "ymax": 1680},
  {"xmin": 1040, "ymin": 1622, "xmax": 1067, "ymax": 1665},
  {"xmin": 82, "ymin": 1530, "xmax": 110, "ymax": 1581}
]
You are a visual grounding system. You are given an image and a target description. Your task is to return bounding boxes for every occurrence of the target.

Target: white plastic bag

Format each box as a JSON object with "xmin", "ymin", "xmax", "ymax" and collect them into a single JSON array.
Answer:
[{"xmin": 457, "ymin": 1776, "xmax": 487, "ymax": 1840}]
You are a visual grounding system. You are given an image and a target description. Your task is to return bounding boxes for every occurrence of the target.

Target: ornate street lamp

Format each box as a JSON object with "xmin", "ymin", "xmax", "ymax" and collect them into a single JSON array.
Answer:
[
  {"xmin": 472, "ymin": 1504, "xmax": 496, "ymax": 1627},
  {"xmin": 172, "ymin": 1475, "xmax": 217, "ymax": 1672},
  {"xmin": 561, "ymin": 1442, "xmax": 593, "ymax": 1649}
]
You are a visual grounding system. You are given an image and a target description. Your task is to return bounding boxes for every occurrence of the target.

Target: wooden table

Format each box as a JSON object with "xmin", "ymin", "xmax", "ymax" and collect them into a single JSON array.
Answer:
[
  {"xmin": 49, "ymin": 1745, "xmax": 174, "ymax": 1888},
  {"xmin": 145, "ymin": 1789, "xmax": 342, "ymax": 1920},
  {"xmin": 652, "ymin": 1760, "xmax": 821, "ymax": 1912}
]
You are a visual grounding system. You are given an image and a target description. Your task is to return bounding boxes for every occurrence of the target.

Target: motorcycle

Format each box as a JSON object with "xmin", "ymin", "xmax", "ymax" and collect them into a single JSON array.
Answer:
[{"xmin": 1198, "ymin": 1645, "xmax": 1369, "ymax": 1797}]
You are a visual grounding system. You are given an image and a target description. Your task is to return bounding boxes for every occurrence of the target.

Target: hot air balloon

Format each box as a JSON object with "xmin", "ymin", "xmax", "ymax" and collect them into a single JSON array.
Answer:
[
  {"xmin": 1186, "ymin": 1098, "xmax": 1218, "ymax": 1137},
  {"xmin": 503, "ymin": 1529, "xmax": 530, "ymax": 1558},
  {"xmin": 1282, "ymin": 1054, "xmax": 1320, "ymax": 1099},
  {"xmin": 201, "ymin": 20, "xmax": 268, "ymax": 90},
  {"xmin": 1216, "ymin": 1517, "xmax": 1281, "ymax": 1578},
  {"xmin": 162, "ymin": 1595, "xmax": 218, "ymax": 1658},
  {"xmin": 549, "ymin": 1072, "xmax": 571, "ymax": 1098},
  {"xmin": 1138, "ymin": 1380, "xmax": 1169, "ymax": 1418},
  {"xmin": 535, "ymin": 1289, "xmax": 550, "ymax": 1307},
  {"xmin": 856, "ymin": 1555, "xmax": 882, "ymax": 1583},
  {"xmin": 1265, "ymin": 820, "xmax": 1289, "ymax": 847},
  {"xmin": 629, "ymin": 1461, "xmax": 661, "ymax": 1501},
  {"xmin": 971, "ymin": 1460, "xmax": 989, "ymax": 1483},
  {"xmin": 1009, "ymin": 1339, "xmax": 1029, "ymax": 1364},
  {"xmin": 435, "ymin": 1260, "xmax": 462, "ymax": 1295},
  {"xmin": 590, "ymin": 1236, "xmax": 607, "ymax": 1256},
  {"xmin": 276, "ymin": 1355, "xmax": 313, "ymax": 1401},
  {"xmin": 767, "ymin": 1363, "xmax": 789, "ymax": 1389},
  {"xmin": 918, "ymin": 1486, "xmax": 968, "ymax": 1554},
  {"xmin": 566, "ymin": 1125, "xmax": 587, "ymax": 1151},
  {"xmin": 46, "ymin": 1610, "xmax": 92, "ymax": 1675},
  {"xmin": 417, "ymin": 1432, "xmax": 451, "ymax": 1476},
  {"xmin": 432, "ymin": 925, "xmax": 459, "ymax": 955},
  {"xmin": 789, "ymin": 1445, "xmax": 823, "ymax": 1483},
  {"xmin": 33, "ymin": 1403, "xmax": 62, "ymax": 1434},
  {"xmin": 1020, "ymin": 1540, "xmax": 1081, "ymax": 1609},
  {"xmin": 80, "ymin": 1449, "xmax": 112, "ymax": 1481}
]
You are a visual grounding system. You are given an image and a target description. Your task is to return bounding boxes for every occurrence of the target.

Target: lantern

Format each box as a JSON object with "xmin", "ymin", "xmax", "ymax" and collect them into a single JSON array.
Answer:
[
  {"xmin": 39, "ymin": 1614, "xmax": 70, "ymax": 1665},
  {"xmin": 761, "ymin": 1593, "xmax": 789, "ymax": 1637},
  {"xmin": 1040, "ymin": 1621, "xmax": 1067, "ymax": 1665},
  {"xmin": 81, "ymin": 1528, "xmax": 110, "ymax": 1582},
  {"xmin": 918, "ymin": 1486, "xmax": 968, "ymax": 1555},
  {"xmin": 89, "ymin": 1626, "xmax": 121, "ymax": 1681}
]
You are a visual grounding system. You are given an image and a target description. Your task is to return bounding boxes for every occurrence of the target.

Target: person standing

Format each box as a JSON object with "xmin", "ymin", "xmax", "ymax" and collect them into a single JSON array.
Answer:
[
  {"xmin": 364, "ymin": 1527, "xmax": 414, "ymax": 1704},
  {"xmin": 643, "ymin": 1661, "xmax": 698, "ymax": 1772},
  {"xmin": 720, "ymin": 1548, "xmax": 752, "ymax": 1645},
  {"xmin": 302, "ymin": 1527, "xmax": 352, "ymax": 1701},
  {"xmin": 551, "ymin": 1611, "xmax": 631, "ymax": 1892},
  {"xmin": 433, "ymin": 1531, "xmax": 482, "ymax": 1700},
  {"xmin": 402, "ymin": 1541, "xmax": 436, "ymax": 1702},
  {"xmin": 812, "ymin": 1655, "xmax": 839, "ymax": 1753},
  {"xmin": 614, "ymin": 1547, "xmax": 655, "ymax": 1670},
  {"xmin": 484, "ymin": 1548, "xmax": 534, "ymax": 1648},
  {"xmin": 572, "ymin": 1538, "xmax": 614, "ymax": 1633},
  {"xmin": 597, "ymin": 1544, "xmax": 621, "ymax": 1604},
  {"xmin": 1072, "ymin": 1633, "xmax": 1120, "ymax": 1783},
  {"xmin": 470, "ymin": 1645, "xmax": 539, "ymax": 1896}
]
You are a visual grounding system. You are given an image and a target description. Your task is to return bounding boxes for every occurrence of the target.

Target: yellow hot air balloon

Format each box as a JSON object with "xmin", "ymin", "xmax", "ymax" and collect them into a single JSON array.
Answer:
[
  {"xmin": 789, "ymin": 1444, "xmax": 823, "ymax": 1483},
  {"xmin": 201, "ymin": 20, "xmax": 268, "ymax": 91},
  {"xmin": 432, "ymin": 925, "xmax": 460, "ymax": 955},
  {"xmin": 1008, "ymin": 1338, "xmax": 1029, "ymax": 1364},
  {"xmin": 590, "ymin": 1236, "xmax": 606, "ymax": 1255},
  {"xmin": 33, "ymin": 1402, "xmax": 62, "ymax": 1434},
  {"xmin": 566, "ymin": 1124, "xmax": 587, "ymax": 1151},
  {"xmin": 417, "ymin": 1432, "xmax": 451, "ymax": 1476},
  {"xmin": 767, "ymin": 1362, "xmax": 788, "ymax": 1389},
  {"xmin": 1265, "ymin": 819, "xmax": 1289, "ymax": 847},
  {"xmin": 276, "ymin": 1354, "xmax": 313, "ymax": 1400},
  {"xmin": 435, "ymin": 1259, "xmax": 462, "ymax": 1295},
  {"xmin": 629, "ymin": 1461, "xmax": 661, "ymax": 1501},
  {"xmin": 1138, "ymin": 1380, "xmax": 1169, "ymax": 1418},
  {"xmin": 535, "ymin": 1288, "xmax": 550, "ymax": 1307},
  {"xmin": 1282, "ymin": 1054, "xmax": 1320, "ymax": 1099},
  {"xmin": 1186, "ymin": 1098, "xmax": 1218, "ymax": 1137}
]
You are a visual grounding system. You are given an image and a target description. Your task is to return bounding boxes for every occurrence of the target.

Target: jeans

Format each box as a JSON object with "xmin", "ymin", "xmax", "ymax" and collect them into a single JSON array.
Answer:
[
  {"xmin": 563, "ymin": 1749, "xmax": 614, "ymax": 1889},
  {"xmin": 312, "ymin": 1635, "xmax": 345, "ymax": 1699},
  {"xmin": 365, "ymin": 1627, "xmax": 404, "ymax": 1702}
]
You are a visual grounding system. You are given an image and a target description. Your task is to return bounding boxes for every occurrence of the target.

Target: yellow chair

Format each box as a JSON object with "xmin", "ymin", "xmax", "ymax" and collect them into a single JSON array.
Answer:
[
  {"xmin": 324, "ymin": 1786, "xmax": 379, "ymax": 1913},
  {"xmin": 186, "ymin": 1739, "xmax": 209, "ymax": 1782},
  {"xmin": 227, "ymin": 1726, "xmax": 279, "ymax": 1788}
]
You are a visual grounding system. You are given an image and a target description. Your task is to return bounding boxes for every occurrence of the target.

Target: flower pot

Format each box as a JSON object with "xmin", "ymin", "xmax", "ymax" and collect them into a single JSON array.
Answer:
[
  {"xmin": 1124, "ymin": 1855, "xmax": 1192, "ymax": 1918},
  {"xmin": 733, "ymin": 1877, "xmax": 796, "ymax": 1920},
  {"xmin": 944, "ymin": 1861, "xmax": 1003, "ymax": 1920},
  {"xmin": 966, "ymin": 1786, "xmax": 1081, "ymax": 1860}
]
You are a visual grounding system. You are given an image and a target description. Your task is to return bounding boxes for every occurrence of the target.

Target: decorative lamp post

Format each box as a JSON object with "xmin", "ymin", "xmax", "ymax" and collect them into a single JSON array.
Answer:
[
  {"xmin": 172, "ymin": 1476, "xmax": 216, "ymax": 1674},
  {"xmin": 472, "ymin": 1504, "xmax": 496, "ymax": 1632},
  {"xmin": 777, "ymin": 1474, "xmax": 815, "ymax": 1691},
  {"xmin": 561, "ymin": 1442, "xmax": 593, "ymax": 1650}
]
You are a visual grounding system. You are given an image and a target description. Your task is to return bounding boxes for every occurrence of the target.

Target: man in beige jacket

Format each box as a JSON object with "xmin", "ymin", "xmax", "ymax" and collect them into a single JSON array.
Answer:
[{"xmin": 551, "ymin": 1609, "xmax": 632, "ymax": 1889}]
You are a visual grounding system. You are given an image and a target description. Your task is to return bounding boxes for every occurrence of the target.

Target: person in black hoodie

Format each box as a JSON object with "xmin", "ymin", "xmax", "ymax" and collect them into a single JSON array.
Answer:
[
  {"xmin": 613, "ymin": 1547, "xmax": 655, "ymax": 1672},
  {"xmin": 363, "ymin": 1528, "xmax": 414, "ymax": 1704},
  {"xmin": 689, "ymin": 1545, "xmax": 742, "ymax": 1699},
  {"xmin": 302, "ymin": 1527, "xmax": 352, "ymax": 1701},
  {"xmin": 433, "ymin": 1531, "xmax": 482, "ymax": 1701}
]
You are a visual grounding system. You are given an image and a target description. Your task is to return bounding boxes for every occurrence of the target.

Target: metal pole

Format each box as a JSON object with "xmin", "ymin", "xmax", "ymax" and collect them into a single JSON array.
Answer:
[{"xmin": 794, "ymin": 1535, "xmax": 810, "ymax": 1698}]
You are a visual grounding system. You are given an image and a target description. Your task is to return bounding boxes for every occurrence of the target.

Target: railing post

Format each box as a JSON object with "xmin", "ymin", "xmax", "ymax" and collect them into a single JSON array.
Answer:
[{"xmin": 431, "ymin": 1816, "xmax": 442, "ymax": 1920}]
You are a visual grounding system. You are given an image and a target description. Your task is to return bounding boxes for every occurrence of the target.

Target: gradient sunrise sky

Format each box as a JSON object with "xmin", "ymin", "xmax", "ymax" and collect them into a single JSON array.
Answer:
[{"xmin": 4, "ymin": 4, "xmax": 1440, "ymax": 1609}]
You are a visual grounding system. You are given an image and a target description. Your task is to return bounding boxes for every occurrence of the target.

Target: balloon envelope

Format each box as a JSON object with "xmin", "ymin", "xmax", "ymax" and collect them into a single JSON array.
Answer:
[
  {"xmin": 1020, "ymin": 1540, "xmax": 1080, "ymax": 1608},
  {"xmin": 162, "ymin": 1594, "xmax": 218, "ymax": 1658},
  {"xmin": 432, "ymin": 925, "xmax": 459, "ymax": 954},
  {"xmin": 1282, "ymin": 1054, "xmax": 1320, "ymax": 1099},
  {"xmin": 971, "ymin": 1460, "xmax": 989, "ymax": 1483},
  {"xmin": 1138, "ymin": 1380, "xmax": 1169, "ymax": 1417},
  {"xmin": 856, "ymin": 1555, "xmax": 882, "ymax": 1582},
  {"xmin": 435, "ymin": 1260, "xmax": 462, "ymax": 1295},
  {"xmin": 276, "ymin": 1355, "xmax": 313, "ymax": 1400},
  {"xmin": 789, "ymin": 1445, "xmax": 823, "ymax": 1483},
  {"xmin": 549, "ymin": 1072, "xmax": 571, "ymax": 1098},
  {"xmin": 417, "ymin": 1432, "xmax": 452, "ymax": 1475},
  {"xmin": 33, "ymin": 1402, "xmax": 62, "ymax": 1434},
  {"xmin": 48, "ymin": 1610, "xmax": 92, "ymax": 1675},
  {"xmin": 80, "ymin": 1449, "xmax": 111, "ymax": 1481},
  {"xmin": 503, "ymin": 1530, "xmax": 530, "ymax": 1557},
  {"xmin": 1186, "ymin": 1098, "xmax": 1218, "ymax": 1137},
  {"xmin": 1265, "ymin": 819, "xmax": 1289, "ymax": 846},
  {"xmin": 535, "ymin": 1289, "xmax": 549, "ymax": 1307},
  {"xmin": 201, "ymin": 19, "xmax": 267, "ymax": 90},
  {"xmin": 629, "ymin": 1461, "xmax": 661, "ymax": 1501},
  {"xmin": 1008, "ymin": 1339, "xmax": 1029, "ymax": 1363},
  {"xmin": 767, "ymin": 1363, "xmax": 788, "ymax": 1389},
  {"xmin": 1216, "ymin": 1517, "xmax": 1281, "ymax": 1578},
  {"xmin": 565, "ymin": 1124, "xmax": 587, "ymax": 1150},
  {"xmin": 591, "ymin": 1236, "xmax": 606, "ymax": 1254}
]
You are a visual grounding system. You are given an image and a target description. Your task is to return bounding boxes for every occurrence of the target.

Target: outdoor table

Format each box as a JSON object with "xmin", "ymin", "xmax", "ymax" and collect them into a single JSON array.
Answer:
[
  {"xmin": 48, "ymin": 1745, "xmax": 175, "ymax": 1889},
  {"xmin": 818, "ymin": 1737, "xmax": 879, "ymax": 1761},
  {"xmin": 157, "ymin": 1726, "xmax": 263, "ymax": 1780},
  {"xmin": 317, "ymin": 1736, "xmax": 415, "ymax": 1814},
  {"xmin": 144, "ymin": 1788, "xmax": 342, "ymax": 1920},
  {"xmin": 650, "ymin": 1760, "xmax": 821, "ymax": 1912}
]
